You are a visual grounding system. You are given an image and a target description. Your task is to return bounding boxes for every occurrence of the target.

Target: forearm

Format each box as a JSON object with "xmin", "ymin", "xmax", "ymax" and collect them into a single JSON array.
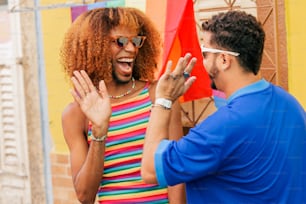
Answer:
[
  {"xmin": 141, "ymin": 105, "xmax": 171, "ymax": 183},
  {"xmin": 68, "ymin": 71, "xmax": 112, "ymax": 203},
  {"xmin": 142, "ymin": 53, "xmax": 196, "ymax": 186},
  {"xmin": 73, "ymin": 124, "xmax": 108, "ymax": 203},
  {"xmin": 73, "ymin": 141, "xmax": 106, "ymax": 203},
  {"xmin": 168, "ymin": 184, "xmax": 186, "ymax": 204},
  {"xmin": 167, "ymin": 102, "xmax": 186, "ymax": 203}
]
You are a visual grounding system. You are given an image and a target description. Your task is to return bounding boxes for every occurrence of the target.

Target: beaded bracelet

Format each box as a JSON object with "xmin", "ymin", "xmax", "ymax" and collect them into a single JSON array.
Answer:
[
  {"xmin": 151, "ymin": 104, "xmax": 171, "ymax": 110},
  {"xmin": 91, "ymin": 134, "xmax": 107, "ymax": 142}
]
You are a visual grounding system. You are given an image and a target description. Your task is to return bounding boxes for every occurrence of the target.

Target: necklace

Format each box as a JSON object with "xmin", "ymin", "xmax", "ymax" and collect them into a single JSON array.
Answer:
[{"xmin": 109, "ymin": 77, "xmax": 135, "ymax": 99}]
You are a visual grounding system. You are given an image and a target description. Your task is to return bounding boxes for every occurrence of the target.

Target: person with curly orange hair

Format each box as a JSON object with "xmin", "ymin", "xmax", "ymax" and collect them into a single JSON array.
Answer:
[{"xmin": 60, "ymin": 7, "xmax": 187, "ymax": 204}]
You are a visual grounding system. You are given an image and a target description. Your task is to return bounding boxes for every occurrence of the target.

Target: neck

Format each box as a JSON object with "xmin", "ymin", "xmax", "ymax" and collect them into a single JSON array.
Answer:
[
  {"xmin": 108, "ymin": 77, "xmax": 136, "ymax": 99},
  {"xmin": 223, "ymin": 73, "xmax": 260, "ymax": 98}
]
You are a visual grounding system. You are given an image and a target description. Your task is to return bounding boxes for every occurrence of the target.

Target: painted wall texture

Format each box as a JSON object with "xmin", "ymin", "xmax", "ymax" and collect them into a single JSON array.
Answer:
[
  {"xmin": 285, "ymin": 0, "xmax": 306, "ymax": 109},
  {"xmin": 41, "ymin": 6, "xmax": 72, "ymax": 153}
]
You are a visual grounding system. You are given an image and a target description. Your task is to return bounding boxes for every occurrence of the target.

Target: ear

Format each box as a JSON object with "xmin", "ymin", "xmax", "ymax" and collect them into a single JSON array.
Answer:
[{"xmin": 219, "ymin": 53, "xmax": 231, "ymax": 71}]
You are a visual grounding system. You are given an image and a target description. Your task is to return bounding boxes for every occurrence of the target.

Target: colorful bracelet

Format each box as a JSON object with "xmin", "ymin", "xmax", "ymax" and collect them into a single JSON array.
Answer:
[{"xmin": 151, "ymin": 104, "xmax": 171, "ymax": 110}]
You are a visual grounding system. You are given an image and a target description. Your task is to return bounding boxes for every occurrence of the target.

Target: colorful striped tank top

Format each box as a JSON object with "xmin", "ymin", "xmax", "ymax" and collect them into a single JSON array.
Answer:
[{"xmin": 88, "ymin": 83, "xmax": 168, "ymax": 203}]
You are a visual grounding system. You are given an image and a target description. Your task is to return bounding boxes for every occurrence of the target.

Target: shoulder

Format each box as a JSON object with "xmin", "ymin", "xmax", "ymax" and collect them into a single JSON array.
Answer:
[
  {"xmin": 62, "ymin": 102, "xmax": 83, "ymax": 119},
  {"xmin": 62, "ymin": 102, "xmax": 88, "ymax": 130},
  {"xmin": 133, "ymin": 79, "xmax": 157, "ymax": 102},
  {"xmin": 61, "ymin": 102, "xmax": 89, "ymax": 150}
]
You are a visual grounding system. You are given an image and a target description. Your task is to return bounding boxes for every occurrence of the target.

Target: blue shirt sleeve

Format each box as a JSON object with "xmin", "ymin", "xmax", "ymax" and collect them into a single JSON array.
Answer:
[
  {"xmin": 153, "ymin": 109, "xmax": 231, "ymax": 186},
  {"xmin": 154, "ymin": 139, "xmax": 171, "ymax": 186}
]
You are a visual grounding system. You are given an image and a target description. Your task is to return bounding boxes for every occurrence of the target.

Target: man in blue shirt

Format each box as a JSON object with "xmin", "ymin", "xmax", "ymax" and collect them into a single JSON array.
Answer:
[{"xmin": 141, "ymin": 10, "xmax": 306, "ymax": 203}]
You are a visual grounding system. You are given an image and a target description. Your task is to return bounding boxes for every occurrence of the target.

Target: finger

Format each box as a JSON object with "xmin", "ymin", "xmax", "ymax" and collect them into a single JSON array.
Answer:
[
  {"xmin": 165, "ymin": 60, "xmax": 172, "ymax": 74},
  {"xmin": 80, "ymin": 70, "xmax": 96, "ymax": 92},
  {"xmin": 98, "ymin": 80, "xmax": 109, "ymax": 99},
  {"xmin": 71, "ymin": 76, "xmax": 86, "ymax": 98},
  {"xmin": 180, "ymin": 53, "xmax": 192, "ymax": 71},
  {"xmin": 70, "ymin": 89, "xmax": 82, "ymax": 104},
  {"xmin": 162, "ymin": 60, "xmax": 173, "ymax": 80},
  {"xmin": 172, "ymin": 57, "xmax": 184, "ymax": 76},
  {"xmin": 73, "ymin": 70, "xmax": 90, "ymax": 94},
  {"xmin": 172, "ymin": 53, "xmax": 192, "ymax": 76},
  {"xmin": 183, "ymin": 76, "xmax": 197, "ymax": 93},
  {"xmin": 184, "ymin": 57, "xmax": 197, "ymax": 75},
  {"xmin": 182, "ymin": 53, "xmax": 192, "ymax": 64}
]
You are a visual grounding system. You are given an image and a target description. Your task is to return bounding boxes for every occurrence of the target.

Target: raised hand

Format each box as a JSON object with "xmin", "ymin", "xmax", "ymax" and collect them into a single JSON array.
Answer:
[
  {"xmin": 70, "ymin": 70, "xmax": 112, "ymax": 128},
  {"xmin": 156, "ymin": 53, "xmax": 197, "ymax": 101}
]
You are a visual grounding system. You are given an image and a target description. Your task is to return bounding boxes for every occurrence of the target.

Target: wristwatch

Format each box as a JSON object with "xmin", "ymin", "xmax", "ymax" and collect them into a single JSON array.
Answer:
[{"xmin": 155, "ymin": 98, "xmax": 172, "ymax": 109}]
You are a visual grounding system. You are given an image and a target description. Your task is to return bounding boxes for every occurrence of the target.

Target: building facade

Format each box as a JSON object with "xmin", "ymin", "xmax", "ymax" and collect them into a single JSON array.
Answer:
[{"xmin": 0, "ymin": 0, "xmax": 305, "ymax": 203}]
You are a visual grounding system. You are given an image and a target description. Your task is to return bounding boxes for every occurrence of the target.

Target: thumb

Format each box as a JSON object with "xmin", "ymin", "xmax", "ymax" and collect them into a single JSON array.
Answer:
[{"xmin": 99, "ymin": 80, "xmax": 109, "ymax": 98}]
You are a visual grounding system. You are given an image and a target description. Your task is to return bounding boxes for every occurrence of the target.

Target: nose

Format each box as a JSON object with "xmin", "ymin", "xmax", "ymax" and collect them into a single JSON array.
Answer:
[{"xmin": 124, "ymin": 41, "xmax": 137, "ymax": 52}]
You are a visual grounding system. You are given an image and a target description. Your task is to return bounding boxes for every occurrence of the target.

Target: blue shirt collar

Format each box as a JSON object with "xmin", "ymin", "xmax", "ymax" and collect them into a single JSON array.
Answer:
[{"xmin": 227, "ymin": 79, "xmax": 270, "ymax": 103}]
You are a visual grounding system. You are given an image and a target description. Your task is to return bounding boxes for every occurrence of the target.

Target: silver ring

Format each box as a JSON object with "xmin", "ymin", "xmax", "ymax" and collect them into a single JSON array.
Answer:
[
  {"xmin": 183, "ymin": 71, "xmax": 190, "ymax": 79},
  {"xmin": 170, "ymin": 74, "xmax": 178, "ymax": 80}
]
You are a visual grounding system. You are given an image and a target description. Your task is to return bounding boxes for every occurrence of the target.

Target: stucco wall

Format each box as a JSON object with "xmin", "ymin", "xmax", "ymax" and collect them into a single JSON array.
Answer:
[
  {"xmin": 41, "ymin": 6, "xmax": 72, "ymax": 153},
  {"xmin": 285, "ymin": 0, "xmax": 306, "ymax": 108}
]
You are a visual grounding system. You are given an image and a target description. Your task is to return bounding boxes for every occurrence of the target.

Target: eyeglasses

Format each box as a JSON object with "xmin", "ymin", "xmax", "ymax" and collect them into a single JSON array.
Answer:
[
  {"xmin": 111, "ymin": 36, "xmax": 146, "ymax": 48},
  {"xmin": 201, "ymin": 45, "xmax": 240, "ymax": 57}
]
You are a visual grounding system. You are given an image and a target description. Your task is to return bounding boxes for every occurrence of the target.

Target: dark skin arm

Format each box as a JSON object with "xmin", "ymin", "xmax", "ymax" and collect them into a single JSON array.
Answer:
[
  {"xmin": 167, "ymin": 101, "xmax": 187, "ymax": 203},
  {"xmin": 62, "ymin": 70, "xmax": 111, "ymax": 204},
  {"xmin": 141, "ymin": 53, "xmax": 196, "ymax": 184},
  {"xmin": 64, "ymin": 69, "xmax": 188, "ymax": 203},
  {"xmin": 149, "ymin": 83, "xmax": 186, "ymax": 203}
]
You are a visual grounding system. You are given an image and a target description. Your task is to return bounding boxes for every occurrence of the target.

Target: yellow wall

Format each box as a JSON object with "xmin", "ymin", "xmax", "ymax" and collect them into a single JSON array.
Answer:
[
  {"xmin": 41, "ymin": 0, "xmax": 86, "ymax": 153},
  {"xmin": 285, "ymin": 0, "xmax": 306, "ymax": 109},
  {"xmin": 41, "ymin": 6, "xmax": 72, "ymax": 153}
]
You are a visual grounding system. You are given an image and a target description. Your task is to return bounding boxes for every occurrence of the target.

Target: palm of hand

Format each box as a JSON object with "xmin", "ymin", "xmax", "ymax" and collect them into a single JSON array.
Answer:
[
  {"xmin": 156, "ymin": 53, "xmax": 197, "ymax": 100},
  {"xmin": 80, "ymin": 91, "xmax": 111, "ymax": 127}
]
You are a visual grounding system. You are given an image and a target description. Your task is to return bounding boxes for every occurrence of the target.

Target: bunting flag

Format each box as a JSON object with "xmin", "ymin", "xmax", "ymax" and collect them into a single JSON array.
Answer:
[
  {"xmin": 161, "ymin": 0, "xmax": 212, "ymax": 102},
  {"xmin": 70, "ymin": 0, "xmax": 127, "ymax": 21},
  {"xmin": 70, "ymin": 0, "xmax": 145, "ymax": 22}
]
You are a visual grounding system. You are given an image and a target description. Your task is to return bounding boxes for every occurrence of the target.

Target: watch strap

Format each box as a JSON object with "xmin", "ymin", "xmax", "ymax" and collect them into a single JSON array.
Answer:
[{"xmin": 155, "ymin": 98, "xmax": 172, "ymax": 109}]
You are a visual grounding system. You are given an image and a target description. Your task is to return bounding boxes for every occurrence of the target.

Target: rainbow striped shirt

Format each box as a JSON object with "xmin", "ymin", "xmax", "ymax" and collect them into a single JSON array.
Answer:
[{"xmin": 88, "ymin": 84, "xmax": 168, "ymax": 203}]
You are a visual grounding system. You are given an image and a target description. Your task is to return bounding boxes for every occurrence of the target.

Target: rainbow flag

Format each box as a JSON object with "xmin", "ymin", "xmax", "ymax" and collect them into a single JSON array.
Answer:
[{"xmin": 161, "ymin": 0, "xmax": 212, "ymax": 102}]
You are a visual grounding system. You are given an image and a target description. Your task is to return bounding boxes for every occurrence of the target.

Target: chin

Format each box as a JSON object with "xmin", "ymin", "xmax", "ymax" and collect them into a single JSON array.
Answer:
[{"xmin": 112, "ymin": 72, "xmax": 132, "ymax": 84}]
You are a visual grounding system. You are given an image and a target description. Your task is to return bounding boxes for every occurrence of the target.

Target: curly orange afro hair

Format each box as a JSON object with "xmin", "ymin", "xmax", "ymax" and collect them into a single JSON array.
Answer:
[{"xmin": 60, "ymin": 7, "xmax": 162, "ymax": 87}]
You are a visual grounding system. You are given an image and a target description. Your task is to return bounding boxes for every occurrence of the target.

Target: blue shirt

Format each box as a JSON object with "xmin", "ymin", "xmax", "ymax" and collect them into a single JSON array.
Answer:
[{"xmin": 155, "ymin": 79, "xmax": 306, "ymax": 203}]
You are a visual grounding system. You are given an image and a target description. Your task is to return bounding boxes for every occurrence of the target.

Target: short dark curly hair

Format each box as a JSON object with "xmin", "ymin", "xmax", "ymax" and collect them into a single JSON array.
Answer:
[
  {"xmin": 202, "ymin": 10, "xmax": 265, "ymax": 75},
  {"xmin": 60, "ymin": 7, "xmax": 162, "ymax": 87}
]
